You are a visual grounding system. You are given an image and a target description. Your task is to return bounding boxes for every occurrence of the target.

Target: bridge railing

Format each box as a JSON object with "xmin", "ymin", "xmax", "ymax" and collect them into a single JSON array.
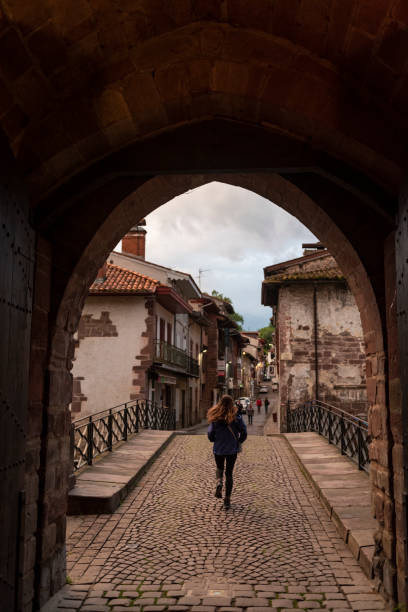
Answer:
[
  {"xmin": 71, "ymin": 399, "xmax": 176, "ymax": 471},
  {"xmin": 286, "ymin": 399, "xmax": 369, "ymax": 472}
]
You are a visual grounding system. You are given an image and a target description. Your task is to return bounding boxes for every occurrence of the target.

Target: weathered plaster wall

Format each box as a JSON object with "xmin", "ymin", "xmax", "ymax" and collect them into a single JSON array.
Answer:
[
  {"xmin": 71, "ymin": 296, "xmax": 148, "ymax": 418},
  {"xmin": 279, "ymin": 282, "xmax": 367, "ymax": 422},
  {"xmin": 190, "ymin": 321, "xmax": 201, "ymax": 358}
]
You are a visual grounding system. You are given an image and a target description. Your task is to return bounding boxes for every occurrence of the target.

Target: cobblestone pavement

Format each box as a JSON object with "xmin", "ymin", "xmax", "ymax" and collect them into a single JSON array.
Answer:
[{"xmin": 58, "ymin": 435, "xmax": 388, "ymax": 611}]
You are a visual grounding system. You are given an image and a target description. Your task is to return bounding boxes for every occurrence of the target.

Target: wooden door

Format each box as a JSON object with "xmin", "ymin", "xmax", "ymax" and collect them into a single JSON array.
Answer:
[
  {"xmin": 397, "ymin": 185, "xmax": 408, "ymax": 604},
  {"xmin": 0, "ymin": 162, "xmax": 35, "ymax": 610}
]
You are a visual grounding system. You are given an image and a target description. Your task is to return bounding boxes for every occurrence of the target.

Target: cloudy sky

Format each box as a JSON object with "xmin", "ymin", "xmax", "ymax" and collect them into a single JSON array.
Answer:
[{"xmin": 126, "ymin": 182, "xmax": 317, "ymax": 330}]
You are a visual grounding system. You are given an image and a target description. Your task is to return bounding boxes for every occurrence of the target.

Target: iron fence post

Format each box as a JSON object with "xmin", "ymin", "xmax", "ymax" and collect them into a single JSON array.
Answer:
[
  {"xmin": 318, "ymin": 403, "xmax": 322, "ymax": 435},
  {"xmin": 108, "ymin": 409, "xmax": 113, "ymax": 451},
  {"xmin": 87, "ymin": 418, "xmax": 93, "ymax": 465},
  {"xmin": 328, "ymin": 410, "xmax": 332, "ymax": 445},
  {"xmin": 145, "ymin": 400, "xmax": 149, "ymax": 428},
  {"xmin": 357, "ymin": 426, "xmax": 363, "ymax": 470},
  {"xmin": 124, "ymin": 405, "xmax": 128, "ymax": 441},
  {"xmin": 70, "ymin": 422, "xmax": 76, "ymax": 472},
  {"xmin": 136, "ymin": 400, "xmax": 139, "ymax": 433},
  {"xmin": 340, "ymin": 415, "xmax": 345, "ymax": 455}
]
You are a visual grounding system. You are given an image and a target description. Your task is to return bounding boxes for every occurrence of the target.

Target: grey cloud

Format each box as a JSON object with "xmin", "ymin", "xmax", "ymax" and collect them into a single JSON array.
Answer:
[{"xmin": 139, "ymin": 182, "xmax": 316, "ymax": 330}]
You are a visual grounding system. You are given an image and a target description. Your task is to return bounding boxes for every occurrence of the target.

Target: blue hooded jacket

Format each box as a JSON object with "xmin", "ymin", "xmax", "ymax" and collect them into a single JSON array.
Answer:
[{"xmin": 208, "ymin": 414, "xmax": 247, "ymax": 455}]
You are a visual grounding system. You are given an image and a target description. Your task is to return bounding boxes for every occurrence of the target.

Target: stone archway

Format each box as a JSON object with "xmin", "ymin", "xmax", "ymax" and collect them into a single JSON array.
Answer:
[
  {"xmin": 38, "ymin": 171, "xmax": 392, "ymax": 606},
  {"xmin": 0, "ymin": 3, "xmax": 405, "ymax": 610}
]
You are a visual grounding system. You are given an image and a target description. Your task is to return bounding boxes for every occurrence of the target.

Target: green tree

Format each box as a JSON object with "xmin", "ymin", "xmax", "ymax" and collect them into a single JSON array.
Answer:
[
  {"xmin": 258, "ymin": 324, "xmax": 275, "ymax": 345},
  {"xmin": 211, "ymin": 290, "xmax": 244, "ymax": 330},
  {"xmin": 211, "ymin": 289, "xmax": 231, "ymax": 304},
  {"xmin": 228, "ymin": 311, "xmax": 244, "ymax": 330}
]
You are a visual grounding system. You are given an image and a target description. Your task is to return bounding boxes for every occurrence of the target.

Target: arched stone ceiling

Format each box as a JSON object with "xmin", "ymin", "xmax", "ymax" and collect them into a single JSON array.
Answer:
[{"xmin": 0, "ymin": 0, "xmax": 407, "ymax": 200}]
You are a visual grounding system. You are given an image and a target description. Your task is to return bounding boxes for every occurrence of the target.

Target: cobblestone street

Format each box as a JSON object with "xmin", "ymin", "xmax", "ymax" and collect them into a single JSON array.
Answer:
[{"xmin": 58, "ymin": 434, "xmax": 388, "ymax": 611}]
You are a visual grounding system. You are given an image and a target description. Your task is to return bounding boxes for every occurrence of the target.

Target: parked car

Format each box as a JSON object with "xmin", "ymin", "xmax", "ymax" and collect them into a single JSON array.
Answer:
[
  {"xmin": 237, "ymin": 397, "xmax": 251, "ymax": 414},
  {"xmin": 259, "ymin": 386, "xmax": 268, "ymax": 393}
]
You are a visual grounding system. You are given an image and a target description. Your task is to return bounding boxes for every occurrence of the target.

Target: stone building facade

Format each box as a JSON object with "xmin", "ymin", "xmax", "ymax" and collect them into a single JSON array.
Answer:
[
  {"xmin": 241, "ymin": 332, "xmax": 264, "ymax": 394},
  {"xmin": 262, "ymin": 249, "xmax": 367, "ymax": 429},
  {"xmin": 190, "ymin": 294, "xmax": 247, "ymax": 409}
]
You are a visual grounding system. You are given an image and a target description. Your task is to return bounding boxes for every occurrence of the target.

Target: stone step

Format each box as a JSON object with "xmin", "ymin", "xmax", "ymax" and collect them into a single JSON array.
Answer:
[
  {"xmin": 284, "ymin": 432, "xmax": 378, "ymax": 584},
  {"xmin": 68, "ymin": 430, "xmax": 175, "ymax": 514}
]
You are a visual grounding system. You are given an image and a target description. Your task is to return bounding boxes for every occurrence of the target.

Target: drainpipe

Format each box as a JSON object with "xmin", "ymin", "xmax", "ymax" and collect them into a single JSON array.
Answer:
[{"xmin": 313, "ymin": 285, "xmax": 319, "ymax": 401}]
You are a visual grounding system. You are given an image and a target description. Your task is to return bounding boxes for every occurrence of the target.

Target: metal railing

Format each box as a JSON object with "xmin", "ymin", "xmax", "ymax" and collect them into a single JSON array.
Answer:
[
  {"xmin": 154, "ymin": 339, "xmax": 199, "ymax": 376},
  {"xmin": 72, "ymin": 399, "xmax": 176, "ymax": 471},
  {"xmin": 287, "ymin": 399, "xmax": 369, "ymax": 472}
]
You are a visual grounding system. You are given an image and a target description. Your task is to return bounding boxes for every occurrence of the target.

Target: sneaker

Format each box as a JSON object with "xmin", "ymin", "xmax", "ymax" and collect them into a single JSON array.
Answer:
[
  {"xmin": 215, "ymin": 483, "xmax": 222, "ymax": 498},
  {"xmin": 224, "ymin": 497, "xmax": 231, "ymax": 509}
]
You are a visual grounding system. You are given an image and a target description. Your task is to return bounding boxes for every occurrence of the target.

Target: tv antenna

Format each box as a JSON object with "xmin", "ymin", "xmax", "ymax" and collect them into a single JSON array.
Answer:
[{"xmin": 198, "ymin": 268, "xmax": 211, "ymax": 289}]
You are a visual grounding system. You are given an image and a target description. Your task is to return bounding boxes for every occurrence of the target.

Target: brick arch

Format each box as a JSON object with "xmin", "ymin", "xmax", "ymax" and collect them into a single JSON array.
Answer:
[
  {"xmin": 0, "ymin": 13, "xmax": 406, "ymax": 199},
  {"xmin": 45, "ymin": 172, "xmax": 390, "ymax": 601}
]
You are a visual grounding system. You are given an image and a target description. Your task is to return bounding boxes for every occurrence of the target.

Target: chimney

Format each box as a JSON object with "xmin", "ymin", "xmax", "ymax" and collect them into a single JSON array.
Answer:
[
  {"xmin": 122, "ymin": 219, "xmax": 146, "ymax": 259},
  {"xmin": 302, "ymin": 241, "xmax": 325, "ymax": 256},
  {"xmin": 94, "ymin": 261, "xmax": 108, "ymax": 283}
]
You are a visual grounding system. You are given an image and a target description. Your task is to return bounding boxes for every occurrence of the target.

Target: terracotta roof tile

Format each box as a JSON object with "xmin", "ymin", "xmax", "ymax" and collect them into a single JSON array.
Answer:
[{"xmin": 90, "ymin": 263, "xmax": 160, "ymax": 294}]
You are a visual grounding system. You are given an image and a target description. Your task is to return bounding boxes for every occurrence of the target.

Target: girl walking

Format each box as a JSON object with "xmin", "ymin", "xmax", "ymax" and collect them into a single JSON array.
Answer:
[{"xmin": 207, "ymin": 395, "xmax": 247, "ymax": 509}]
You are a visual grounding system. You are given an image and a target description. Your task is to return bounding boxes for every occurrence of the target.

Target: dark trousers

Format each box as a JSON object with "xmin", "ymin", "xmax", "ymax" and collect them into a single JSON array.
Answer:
[
  {"xmin": 215, "ymin": 453, "xmax": 237, "ymax": 497},
  {"xmin": 248, "ymin": 413, "xmax": 253, "ymax": 424}
]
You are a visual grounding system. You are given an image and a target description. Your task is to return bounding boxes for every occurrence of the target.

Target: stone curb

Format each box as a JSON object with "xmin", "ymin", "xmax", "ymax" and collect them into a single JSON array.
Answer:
[
  {"xmin": 68, "ymin": 431, "xmax": 176, "ymax": 514},
  {"xmin": 282, "ymin": 433, "xmax": 378, "ymax": 587}
]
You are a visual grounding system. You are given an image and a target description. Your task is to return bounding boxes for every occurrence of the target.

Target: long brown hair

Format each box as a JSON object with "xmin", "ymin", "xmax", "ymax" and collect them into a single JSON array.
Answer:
[{"xmin": 207, "ymin": 395, "xmax": 237, "ymax": 424}]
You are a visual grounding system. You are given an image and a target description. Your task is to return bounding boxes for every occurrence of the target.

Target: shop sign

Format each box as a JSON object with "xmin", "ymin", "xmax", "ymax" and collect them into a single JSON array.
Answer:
[{"xmin": 159, "ymin": 375, "xmax": 177, "ymax": 385}]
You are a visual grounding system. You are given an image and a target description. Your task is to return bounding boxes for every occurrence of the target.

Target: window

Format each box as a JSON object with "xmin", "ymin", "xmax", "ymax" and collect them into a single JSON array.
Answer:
[
  {"xmin": 160, "ymin": 318, "xmax": 165, "ymax": 341},
  {"xmin": 167, "ymin": 322, "xmax": 172, "ymax": 344}
]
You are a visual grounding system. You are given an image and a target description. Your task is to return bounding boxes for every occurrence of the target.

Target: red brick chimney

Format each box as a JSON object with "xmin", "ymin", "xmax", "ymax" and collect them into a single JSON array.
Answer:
[
  {"xmin": 94, "ymin": 261, "xmax": 107, "ymax": 283},
  {"xmin": 122, "ymin": 220, "xmax": 147, "ymax": 259}
]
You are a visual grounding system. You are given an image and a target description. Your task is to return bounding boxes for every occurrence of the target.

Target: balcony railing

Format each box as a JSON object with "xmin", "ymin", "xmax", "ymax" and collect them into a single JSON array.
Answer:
[
  {"xmin": 72, "ymin": 399, "xmax": 176, "ymax": 471},
  {"xmin": 154, "ymin": 339, "xmax": 199, "ymax": 376},
  {"xmin": 287, "ymin": 399, "xmax": 369, "ymax": 472},
  {"xmin": 187, "ymin": 355, "xmax": 199, "ymax": 376}
]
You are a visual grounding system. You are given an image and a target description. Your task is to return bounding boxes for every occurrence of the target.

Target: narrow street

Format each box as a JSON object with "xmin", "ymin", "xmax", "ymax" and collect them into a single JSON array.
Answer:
[{"xmin": 54, "ymin": 421, "xmax": 387, "ymax": 611}]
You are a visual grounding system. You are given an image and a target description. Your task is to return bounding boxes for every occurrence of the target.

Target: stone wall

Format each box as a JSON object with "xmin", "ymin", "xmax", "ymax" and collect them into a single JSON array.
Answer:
[
  {"xmin": 131, "ymin": 297, "xmax": 155, "ymax": 402},
  {"xmin": 278, "ymin": 282, "xmax": 367, "ymax": 424}
]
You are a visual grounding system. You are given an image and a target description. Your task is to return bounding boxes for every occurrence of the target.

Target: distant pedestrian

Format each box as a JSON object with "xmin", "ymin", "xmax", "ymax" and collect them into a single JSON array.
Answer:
[
  {"xmin": 247, "ymin": 403, "xmax": 254, "ymax": 425},
  {"xmin": 256, "ymin": 397, "xmax": 262, "ymax": 413},
  {"xmin": 207, "ymin": 395, "xmax": 247, "ymax": 509},
  {"xmin": 236, "ymin": 400, "xmax": 243, "ymax": 416},
  {"xmin": 264, "ymin": 398, "xmax": 270, "ymax": 414}
]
